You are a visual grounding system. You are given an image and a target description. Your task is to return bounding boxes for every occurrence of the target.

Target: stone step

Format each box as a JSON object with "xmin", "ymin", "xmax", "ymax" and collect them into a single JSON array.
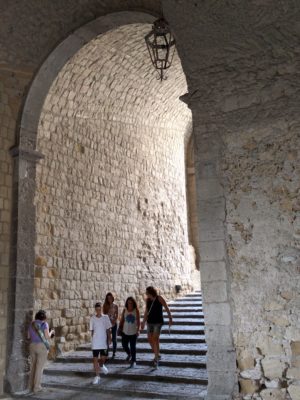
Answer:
[
  {"xmin": 163, "ymin": 312, "xmax": 204, "ymax": 319},
  {"xmin": 159, "ymin": 318, "xmax": 205, "ymax": 325},
  {"xmin": 142, "ymin": 324, "xmax": 205, "ymax": 333},
  {"xmin": 41, "ymin": 291, "xmax": 207, "ymax": 399},
  {"xmin": 82, "ymin": 333, "xmax": 205, "ymax": 345},
  {"xmin": 44, "ymin": 362, "xmax": 208, "ymax": 385},
  {"xmin": 42, "ymin": 375, "xmax": 207, "ymax": 399},
  {"xmin": 78, "ymin": 342, "xmax": 207, "ymax": 355},
  {"xmin": 169, "ymin": 305, "xmax": 203, "ymax": 309},
  {"xmin": 56, "ymin": 350, "xmax": 207, "ymax": 368},
  {"xmin": 169, "ymin": 300, "xmax": 202, "ymax": 304}
]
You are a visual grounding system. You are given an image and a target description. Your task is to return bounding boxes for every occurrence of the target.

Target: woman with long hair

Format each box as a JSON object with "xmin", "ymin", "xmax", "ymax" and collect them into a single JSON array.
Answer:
[
  {"xmin": 119, "ymin": 296, "xmax": 140, "ymax": 368},
  {"xmin": 141, "ymin": 286, "xmax": 172, "ymax": 369},
  {"xmin": 103, "ymin": 292, "xmax": 118, "ymax": 358}
]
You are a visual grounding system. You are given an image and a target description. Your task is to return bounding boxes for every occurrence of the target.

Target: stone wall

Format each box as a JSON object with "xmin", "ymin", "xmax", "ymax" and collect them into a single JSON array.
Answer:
[
  {"xmin": 33, "ymin": 23, "xmax": 193, "ymax": 350},
  {"xmin": 1, "ymin": 0, "xmax": 300, "ymax": 398},
  {"xmin": 1, "ymin": 2, "xmax": 161, "ymax": 394},
  {"xmin": 186, "ymin": 135, "xmax": 200, "ymax": 268},
  {"xmin": 35, "ymin": 116, "xmax": 191, "ymax": 348},
  {"xmin": 0, "ymin": 66, "xmax": 34, "ymax": 393},
  {"xmin": 224, "ymin": 118, "xmax": 300, "ymax": 399},
  {"xmin": 164, "ymin": 1, "xmax": 300, "ymax": 398}
]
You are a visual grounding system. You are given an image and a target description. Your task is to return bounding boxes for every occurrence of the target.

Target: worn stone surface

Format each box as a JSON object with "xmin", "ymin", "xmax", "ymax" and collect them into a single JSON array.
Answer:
[
  {"xmin": 0, "ymin": 66, "xmax": 34, "ymax": 394},
  {"xmin": 32, "ymin": 23, "xmax": 194, "ymax": 352},
  {"xmin": 1, "ymin": 0, "xmax": 300, "ymax": 398},
  {"xmin": 239, "ymin": 378, "xmax": 259, "ymax": 395},
  {"xmin": 260, "ymin": 388, "xmax": 286, "ymax": 400},
  {"xmin": 23, "ymin": 293, "xmax": 207, "ymax": 400},
  {"xmin": 164, "ymin": 1, "xmax": 300, "ymax": 398}
]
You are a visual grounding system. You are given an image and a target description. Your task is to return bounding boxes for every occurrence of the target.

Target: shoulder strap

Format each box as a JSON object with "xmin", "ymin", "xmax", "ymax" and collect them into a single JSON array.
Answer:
[
  {"xmin": 32, "ymin": 321, "xmax": 50, "ymax": 350},
  {"xmin": 148, "ymin": 298, "xmax": 156, "ymax": 316}
]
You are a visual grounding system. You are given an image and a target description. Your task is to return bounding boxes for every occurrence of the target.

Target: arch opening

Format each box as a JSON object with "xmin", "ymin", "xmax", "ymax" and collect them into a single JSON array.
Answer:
[
  {"xmin": 6, "ymin": 12, "xmax": 207, "ymax": 393},
  {"xmin": 34, "ymin": 21, "xmax": 195, "ymax": 349}
]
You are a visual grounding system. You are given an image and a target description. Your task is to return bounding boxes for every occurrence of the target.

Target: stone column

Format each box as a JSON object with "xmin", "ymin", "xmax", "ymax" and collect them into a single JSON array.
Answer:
[
  {"xmin": 193, "ymin": 124, "xmax": 237, "ymax": 400},
  {"xmin": 5, "ymin": 146, "xmax": 43, "ymax": 393}
]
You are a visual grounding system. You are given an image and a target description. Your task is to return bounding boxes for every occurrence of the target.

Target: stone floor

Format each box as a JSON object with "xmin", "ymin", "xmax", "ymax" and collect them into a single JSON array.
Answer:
[{"xmin": 12, "ymin": 291, "xmax": 207, "ymax": 400}]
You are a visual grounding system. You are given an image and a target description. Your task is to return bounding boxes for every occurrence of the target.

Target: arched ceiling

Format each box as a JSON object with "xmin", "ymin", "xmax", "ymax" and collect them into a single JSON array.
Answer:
[{"xmin": 43, "ymin": 23, "xmax": 191, "ymax": 132}]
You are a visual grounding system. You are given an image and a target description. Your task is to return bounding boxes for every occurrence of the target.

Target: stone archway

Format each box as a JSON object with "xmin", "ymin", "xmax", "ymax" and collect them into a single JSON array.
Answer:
[{"xmin": 6, "ymin": 10, "xmax": 236, "ymax": 399}]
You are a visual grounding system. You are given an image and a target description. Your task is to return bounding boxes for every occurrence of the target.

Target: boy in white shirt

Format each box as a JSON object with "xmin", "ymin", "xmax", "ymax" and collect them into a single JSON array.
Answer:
[{"xmin": 90, "ymin": 302, "xmax": 112, "ymax": 384}]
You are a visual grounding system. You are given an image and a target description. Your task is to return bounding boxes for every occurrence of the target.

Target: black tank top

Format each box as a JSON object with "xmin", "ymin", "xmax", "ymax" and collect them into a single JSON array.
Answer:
[{"xmin": 147, "ymin": 297, "xmax": 164, "ymax": 324}]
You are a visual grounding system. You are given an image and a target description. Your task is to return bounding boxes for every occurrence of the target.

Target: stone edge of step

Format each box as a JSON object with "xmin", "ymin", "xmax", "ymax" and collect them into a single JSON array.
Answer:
[
  {"xmin": 42, "ymin": 381, "xmax": 207, "ymax": 400},
  {"xmin": 44, "ymin": 367, "xmax": 208, "ymax": 385}
]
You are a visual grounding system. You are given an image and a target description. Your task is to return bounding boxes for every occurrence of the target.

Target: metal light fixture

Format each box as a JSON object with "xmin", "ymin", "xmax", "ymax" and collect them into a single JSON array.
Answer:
[{"xmin": 145, "ymin": 18, "xmax": 176, "ymax": 81}]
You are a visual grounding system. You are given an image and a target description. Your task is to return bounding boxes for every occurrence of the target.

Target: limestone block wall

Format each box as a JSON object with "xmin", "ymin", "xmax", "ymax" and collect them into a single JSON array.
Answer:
[
  {"xmin": 35, "ymin": 114, "xmax": 191, "ymax": 348},
  {"xmin": 31, "ymin": 21, "xmax": 193, "ymax": 350},
  {"xmin": 186, "ymin": 136, "xmax": 200, "ymax": 268},
  {"xmin": 164, "ymin": 1, "xmax": 300, "ymax": 398},
  {"xmin": 223, "ymin": 120, "xmax": 300, "ymax": 398}
]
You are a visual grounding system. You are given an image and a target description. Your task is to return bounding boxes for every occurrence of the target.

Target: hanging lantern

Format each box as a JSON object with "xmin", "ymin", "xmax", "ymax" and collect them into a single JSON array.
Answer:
[{"xmin": 145, "ymin": 18, "xmax": 176, "ymax": 81}]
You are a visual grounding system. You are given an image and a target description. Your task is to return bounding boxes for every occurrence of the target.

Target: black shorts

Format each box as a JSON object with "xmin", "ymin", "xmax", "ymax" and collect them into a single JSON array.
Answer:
[{"xmin": 92, "ymin": 349, "xmax": 108, "ymax": 358}]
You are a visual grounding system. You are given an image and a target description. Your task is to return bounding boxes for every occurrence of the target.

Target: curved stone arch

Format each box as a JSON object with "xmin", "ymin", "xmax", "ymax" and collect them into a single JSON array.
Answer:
[
  {"xmin": 19, "ymin": 11, "xmax": 155, "ymax": 152},
  {"xmin": 7, "ymin": 10, "xmax": 157, "ymax": 394},
  {"xmin": 7, "ymin": 9, "xmax": 236, "ymax": 399}
]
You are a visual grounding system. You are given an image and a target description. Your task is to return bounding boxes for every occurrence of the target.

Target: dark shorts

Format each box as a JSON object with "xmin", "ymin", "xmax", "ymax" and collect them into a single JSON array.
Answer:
[
  {"xmin": 147, "ymin": 323, "xmax": 163, "ymax": 335},
  {"xmin": 92, "ymin": 349, "xmax": 108, "ymax": 358}
]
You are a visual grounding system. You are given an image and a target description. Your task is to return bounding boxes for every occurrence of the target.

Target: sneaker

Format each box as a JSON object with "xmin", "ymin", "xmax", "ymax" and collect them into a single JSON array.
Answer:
[
  {"xmin": 153, "ymin": 359, "xmax": 159, "ymax": 370},
  {"xmin": 130, "ymin": 362, "xmax": 136, "ymax": 368},
  {"xmin": 33, "ymin": 387, "xmax": 46, "ymax": 394},
  {"xmin": 92, "ymin": 376, "xmax": 100, "ymax": 385},
  {"xmin": 100, "ymin": 365, "xmax": 108, "ymax": 375}
]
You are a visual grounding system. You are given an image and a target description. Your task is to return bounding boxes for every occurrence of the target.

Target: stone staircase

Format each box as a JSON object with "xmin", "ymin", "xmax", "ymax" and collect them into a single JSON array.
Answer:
[{"xmin": 41, "ymin": 291, "xmax": 207, "ymax": 399}]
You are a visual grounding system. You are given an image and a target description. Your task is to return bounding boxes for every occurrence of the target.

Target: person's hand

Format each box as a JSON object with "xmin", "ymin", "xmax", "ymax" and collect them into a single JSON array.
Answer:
[
  {"xmin": 136, "ymin": 329, "xmax": 140, "ymax": 337},
  {"xmin": 50, "ymin": 329, "xmax": 55, "ymax": 338}
]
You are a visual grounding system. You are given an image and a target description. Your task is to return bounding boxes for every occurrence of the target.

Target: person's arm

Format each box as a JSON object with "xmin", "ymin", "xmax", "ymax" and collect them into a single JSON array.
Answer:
[
  {"xmin": 43, "ymin": 322, "xmax": 54, "ymax": 340},
  {"xmin": 158, "ymin": 295, "xmax": 173, "ymax": 326},
  {"xmin": 89, "ymin": 317, "xmax": 94, "ymax": 338},
  {"xmin": 136, "ymin": 309, "xmax": 141, "ymax": 335},
  {"xmin": 106, "ymin": 316, "xmax": 112, "ymax": 345},
  {"xmin": 141, "ymin": 304, "xmax": 148, "ymax": 330},
  {"xmin": 107, "ymin": 329, "xmax": 112, "ymax": 344},
  {"xmin": 111, "ymin": 304, "xmax": 118, "ymax": 325},
  {"xmin": 119, "ymin": 309, "xmax": 125, "ymax": 330}
]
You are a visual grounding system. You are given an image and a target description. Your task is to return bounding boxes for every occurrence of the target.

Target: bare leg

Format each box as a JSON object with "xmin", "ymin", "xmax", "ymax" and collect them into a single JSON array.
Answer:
[
  {"xmin": 99, "ymin": 355, "xmax": 107, "ymax": 367},
  {"xmin": 152, "ymin": 334, "xmax": 160, "ymax": 359},
  {"xmin": 147, "ymin": 332, "xmax": 155, "ymax": 353},
  {"xmin": 93, "ymin": 357, "xmax": 100, "ymax": 376}
]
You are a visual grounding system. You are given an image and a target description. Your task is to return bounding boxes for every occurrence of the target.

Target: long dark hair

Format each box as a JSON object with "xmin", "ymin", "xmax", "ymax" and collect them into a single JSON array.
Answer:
[
  {"xmin": 103, "ymin": 292, "xmax": 114, "ymax": 314},
  {"xmin": 146, "ymin": 286, "xmax": 158, "ymax": 297},
  {"xmin": 125, "ymin": 297, "xmax": 138, "ymax": 311}
]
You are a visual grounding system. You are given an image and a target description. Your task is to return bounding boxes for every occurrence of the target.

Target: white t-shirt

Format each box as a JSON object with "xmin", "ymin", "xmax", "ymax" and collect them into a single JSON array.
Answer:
[{"xmin": 89, "ymin": 314, "xmax": 112, "ymax": 350}]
